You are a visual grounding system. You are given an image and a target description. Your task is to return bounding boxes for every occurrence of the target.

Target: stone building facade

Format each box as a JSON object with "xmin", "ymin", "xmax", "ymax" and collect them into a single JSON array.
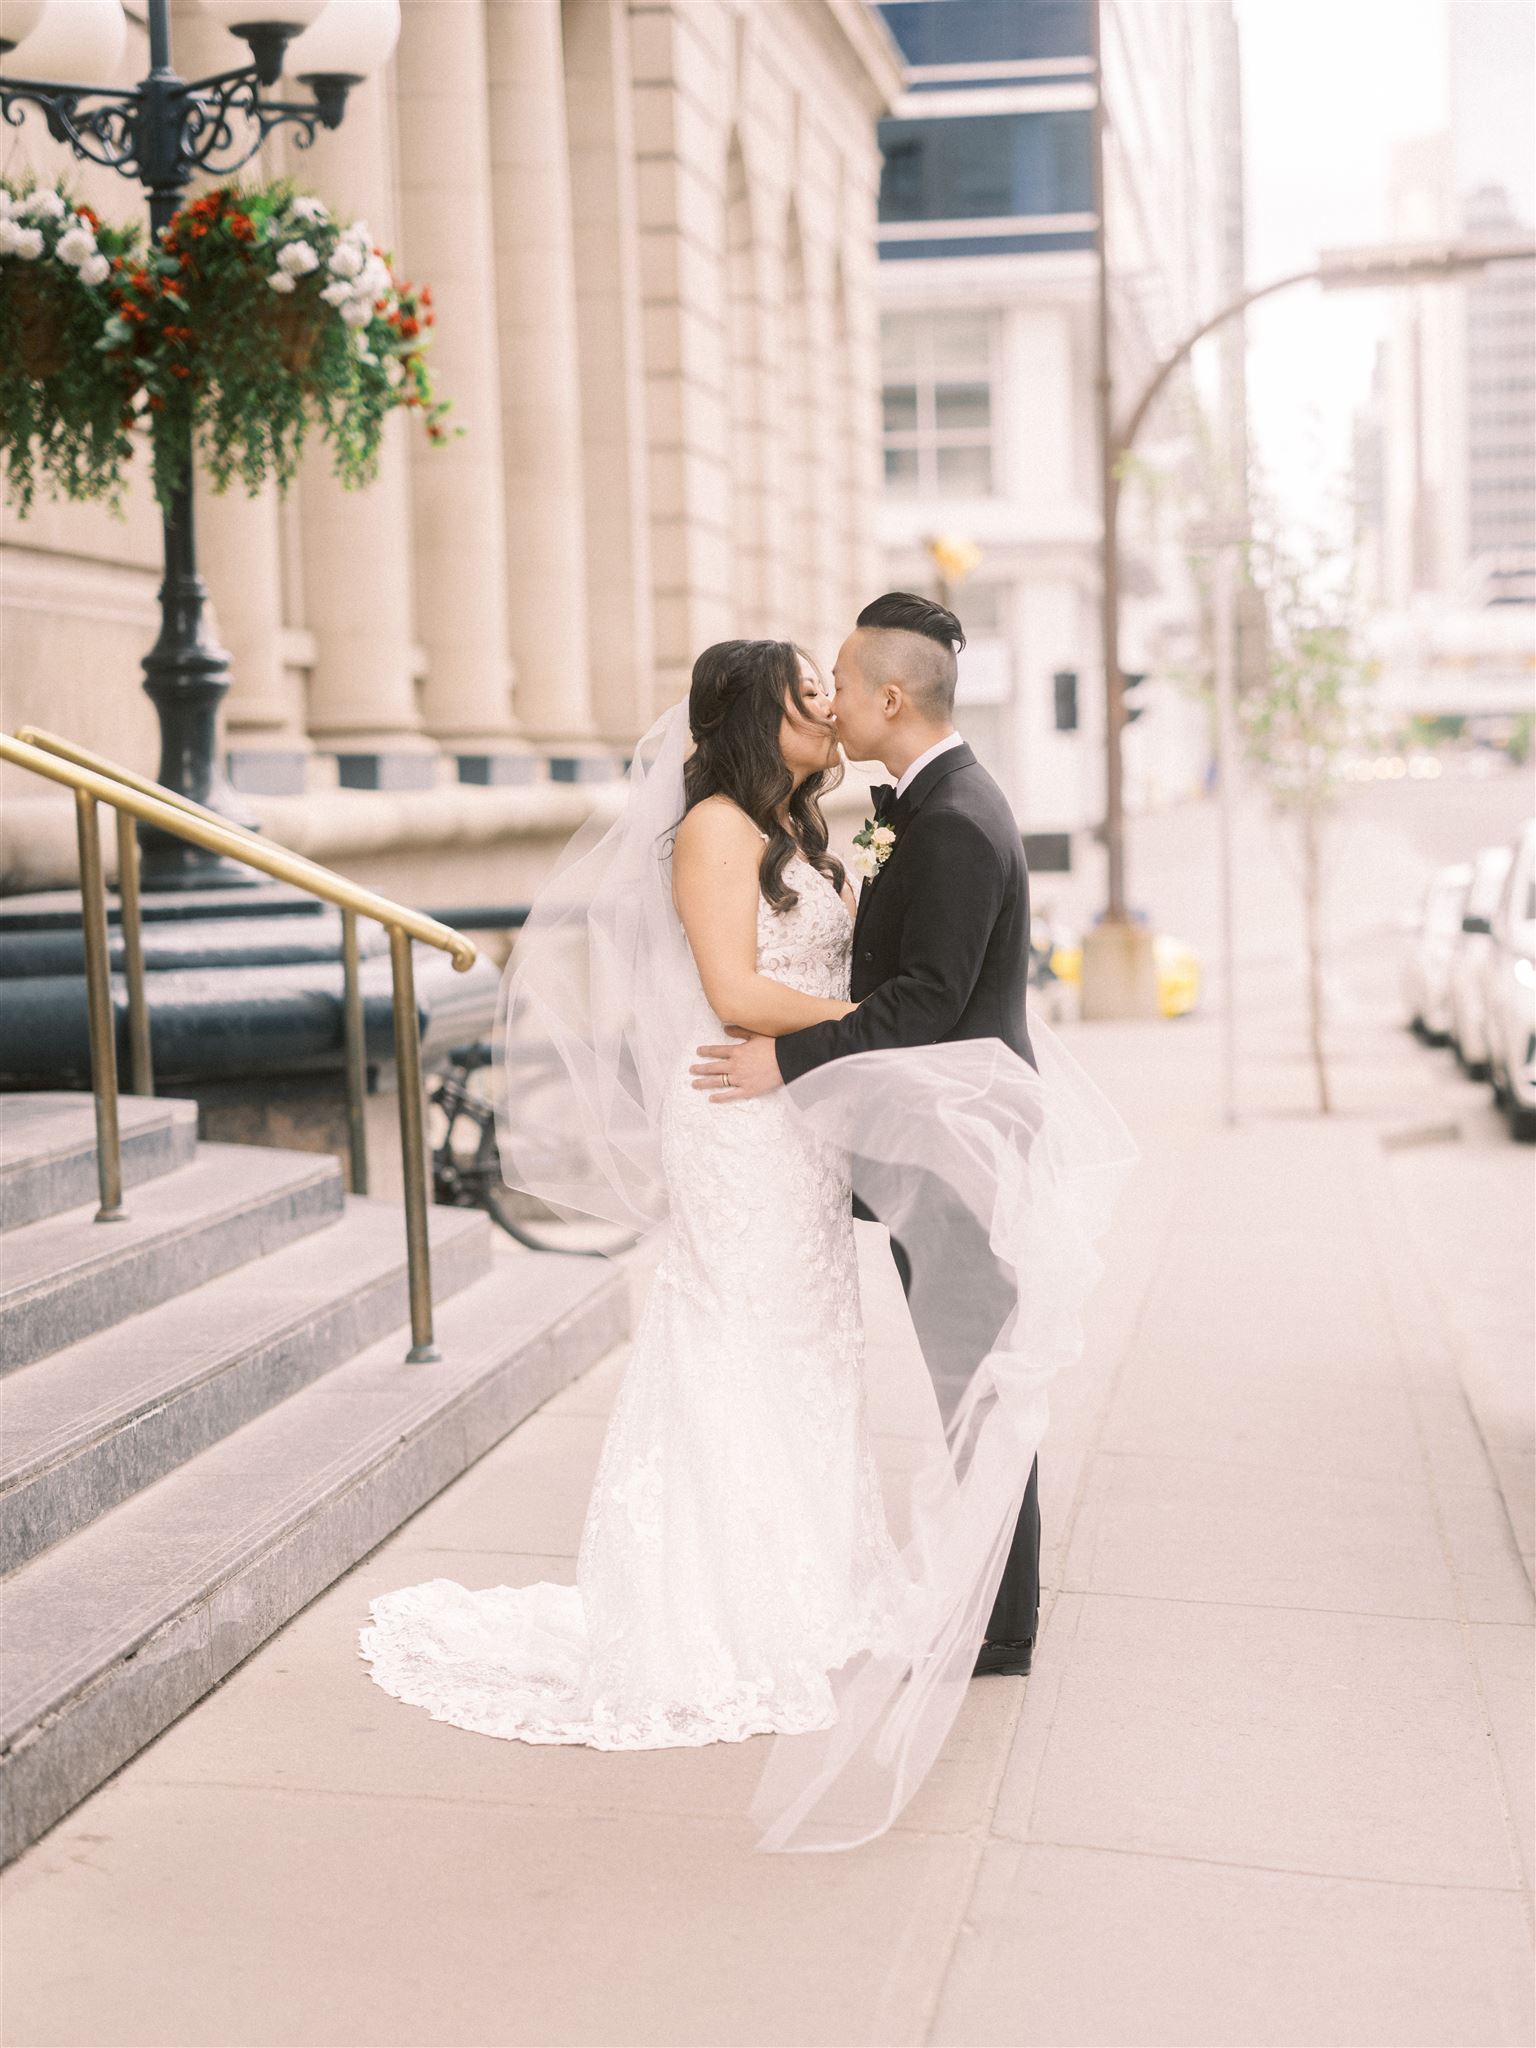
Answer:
[{"xmin": 1, "ymin": 0, "xmax": 902, "ymax": 897}]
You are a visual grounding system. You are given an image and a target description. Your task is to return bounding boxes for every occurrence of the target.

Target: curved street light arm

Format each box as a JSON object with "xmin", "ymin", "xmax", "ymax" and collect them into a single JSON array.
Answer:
[{"xmin": 1115, "ymin": 268, "xmax": 1320, "ymax": 471}]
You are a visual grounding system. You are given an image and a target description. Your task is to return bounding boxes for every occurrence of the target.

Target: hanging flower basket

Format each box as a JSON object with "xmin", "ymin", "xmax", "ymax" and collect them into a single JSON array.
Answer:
[
  {"xmin": 0, "ymin": 180, "xmax": 144, "ymax": 516},
  {"xmin": 104, "ymin": 178, "xmax": 458, "ymax": 516}
]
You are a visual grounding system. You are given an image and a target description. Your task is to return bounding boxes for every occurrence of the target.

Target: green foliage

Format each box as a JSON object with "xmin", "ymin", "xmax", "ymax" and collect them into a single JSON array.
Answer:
[
  {"xmin": 1238, "ymin": 528, "xmax": 1377, "ymax": 811},
  {"xmin": 0, "ymin": 178, "xmax": 144, "ymax": 516},
  {"xmin": 104, "ymin": 177, "xmax": 457, "ymax": 516},
  {"xmin": 1239, "ymin": 517, "xmax": 1377, "ymax": 1116},
  {"xmin": 2, "ymin": 174, "xmax": 457, "ymax": 521}
]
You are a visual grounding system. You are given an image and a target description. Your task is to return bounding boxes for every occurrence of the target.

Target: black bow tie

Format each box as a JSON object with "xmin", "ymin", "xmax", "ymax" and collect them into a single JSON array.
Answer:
[{"xmin": 869, "ymin": 783, "xmax": 896, "ymax": 819}]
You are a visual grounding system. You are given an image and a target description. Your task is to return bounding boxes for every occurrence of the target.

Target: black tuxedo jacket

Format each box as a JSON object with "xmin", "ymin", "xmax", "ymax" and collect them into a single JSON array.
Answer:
[{"xmin": 776, "ymin": 741, "xmax": 1035, "ymax": 1083}]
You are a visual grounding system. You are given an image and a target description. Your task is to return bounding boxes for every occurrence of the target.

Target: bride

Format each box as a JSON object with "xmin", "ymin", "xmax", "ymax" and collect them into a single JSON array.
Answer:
[{"xmin": 360, "ymin": 633, "xmax": 1132, "ymax": 1852}]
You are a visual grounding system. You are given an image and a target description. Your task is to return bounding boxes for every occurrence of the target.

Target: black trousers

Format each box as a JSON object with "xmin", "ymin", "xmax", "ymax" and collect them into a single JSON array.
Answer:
[{"xmin": 876, "ymin": 1212, "xmax": 1041, "ymax": 1646}]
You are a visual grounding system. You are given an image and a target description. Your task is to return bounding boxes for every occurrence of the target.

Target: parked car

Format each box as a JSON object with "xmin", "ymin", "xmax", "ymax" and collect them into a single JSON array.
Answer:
[
  {"xmin": 1449, "ymin": 843, "xmax": 1514, "ymax": 1077},
  {"xmin": 1404, "ymin": 863, "xmax": 1472, "ymax": 1043},
  {"xmin": 1483, "ymin": 820, "xmax": 1536, "ymax": 1141}
]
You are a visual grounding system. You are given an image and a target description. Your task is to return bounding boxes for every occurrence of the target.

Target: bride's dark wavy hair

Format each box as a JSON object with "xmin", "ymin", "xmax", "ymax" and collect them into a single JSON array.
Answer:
[{"xmin": 682, "ymin": 639, "xmax": 846, "ymax": 914}]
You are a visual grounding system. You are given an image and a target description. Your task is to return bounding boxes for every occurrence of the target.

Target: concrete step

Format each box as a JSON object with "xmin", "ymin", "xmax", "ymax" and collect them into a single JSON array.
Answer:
[
  {"xmin": 0, "ymin": 1200, "xmax": 493, "ymax": 1575},
  {"xmin": 0, "ymin": 1248, "xmax": 630, "ymax": 1864},
  {"xmin": 0, "ymin": 1095, "xmax": 198, "ymax": 1234},
  {"xmin": 0, "ymin": 1145, "xmax": 344, "ymax": 1375}
]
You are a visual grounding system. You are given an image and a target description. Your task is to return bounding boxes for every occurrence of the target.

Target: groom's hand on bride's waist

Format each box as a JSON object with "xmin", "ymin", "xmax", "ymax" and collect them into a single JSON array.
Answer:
[{"xmin": 691, "ymin": 1028, "xmax": 783, "ymax": 1102}]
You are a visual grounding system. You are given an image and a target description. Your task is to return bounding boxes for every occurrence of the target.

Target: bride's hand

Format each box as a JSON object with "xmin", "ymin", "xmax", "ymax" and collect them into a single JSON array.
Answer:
[{"xmin": 691, "ymin": 1028, "xmax": 783, "ymax": 1102}]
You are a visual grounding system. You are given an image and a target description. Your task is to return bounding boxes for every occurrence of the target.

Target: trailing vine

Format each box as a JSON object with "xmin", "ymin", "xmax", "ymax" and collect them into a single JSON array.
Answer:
[
  {"xmin": 0, "ymin": 178, "xmax": 144, "ymax": 516},
  {"xmin": 1, "ymin": 174, "xmax": 456, "ymax": 519}
]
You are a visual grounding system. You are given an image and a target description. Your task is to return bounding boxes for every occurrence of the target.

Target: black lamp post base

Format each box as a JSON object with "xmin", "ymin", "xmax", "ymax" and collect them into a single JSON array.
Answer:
[{"xmin": 136, "ymin": 836, "xmax": 264, "ymax": 893}]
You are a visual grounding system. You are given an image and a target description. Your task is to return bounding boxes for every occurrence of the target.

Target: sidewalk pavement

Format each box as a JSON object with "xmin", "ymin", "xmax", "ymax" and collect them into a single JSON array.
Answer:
[{"xmin": 4, "ymin": 936, "xmax": 1533, "ymax": 2045}]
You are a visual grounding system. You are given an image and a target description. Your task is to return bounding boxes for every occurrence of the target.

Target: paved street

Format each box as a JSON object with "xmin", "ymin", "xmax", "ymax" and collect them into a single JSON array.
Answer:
[{"xmin": 4, "ymin": 771, "xmax": 1532, "ymax": 2047}]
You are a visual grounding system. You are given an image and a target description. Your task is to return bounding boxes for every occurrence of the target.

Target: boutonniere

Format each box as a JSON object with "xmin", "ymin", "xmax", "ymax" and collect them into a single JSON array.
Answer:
[{"xmin": 851, "ymin": 815, "xmax": 897, "ymax": 881}]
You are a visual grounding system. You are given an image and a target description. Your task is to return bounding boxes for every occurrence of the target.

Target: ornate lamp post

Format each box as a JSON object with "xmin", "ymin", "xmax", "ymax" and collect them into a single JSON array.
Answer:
[{"xmin": 0, "ymin": 0, "xmax": 400, "ymax": 888}]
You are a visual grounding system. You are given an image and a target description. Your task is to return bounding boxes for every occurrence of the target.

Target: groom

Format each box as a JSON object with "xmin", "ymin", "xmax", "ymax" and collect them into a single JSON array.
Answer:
[{"xmin": 692, "ymin": 591, "xmax": 1040, "ymax": 1678}]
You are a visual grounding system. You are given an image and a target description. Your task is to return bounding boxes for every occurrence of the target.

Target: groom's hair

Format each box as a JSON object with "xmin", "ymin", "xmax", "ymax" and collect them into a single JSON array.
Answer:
[{"xmin": 854, "ymin": 592, "xmax": 965, "ymax": 718}]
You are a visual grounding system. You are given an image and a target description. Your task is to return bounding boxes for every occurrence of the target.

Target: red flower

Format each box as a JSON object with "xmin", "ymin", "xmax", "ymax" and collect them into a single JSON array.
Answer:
[{"xmin": 148, "ymin": 393, "xmax": 167, "ymax": 411}]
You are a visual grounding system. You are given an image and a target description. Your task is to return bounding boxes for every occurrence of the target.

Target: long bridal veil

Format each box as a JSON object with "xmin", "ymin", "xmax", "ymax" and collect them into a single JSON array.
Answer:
[{"xmin": 493, "ymin": 701, "xmax": 1136, "ymax": 1852}]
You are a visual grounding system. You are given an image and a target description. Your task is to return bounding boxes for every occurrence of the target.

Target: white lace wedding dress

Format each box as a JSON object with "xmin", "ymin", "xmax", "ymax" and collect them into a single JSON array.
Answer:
[{"xmin": 360, "ymin": 852, "xmax": 906, "ymax": 1749}]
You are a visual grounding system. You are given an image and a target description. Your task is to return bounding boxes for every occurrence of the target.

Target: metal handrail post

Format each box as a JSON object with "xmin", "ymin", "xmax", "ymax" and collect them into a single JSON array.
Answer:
[
  {"xmin": 340, "ymin": 909, "xmax": 370, "ymax": 1196},
  {"xmin": 115, "ymin": 809, "xmax": 154, "ymax": 1097},
  {"xmin": 74, "ymin": 792, "xmax": 126, "ymax": 1220},
  {"xmin": 388, "ymin": 925, "xmax": 439, "ymax": 1363}
]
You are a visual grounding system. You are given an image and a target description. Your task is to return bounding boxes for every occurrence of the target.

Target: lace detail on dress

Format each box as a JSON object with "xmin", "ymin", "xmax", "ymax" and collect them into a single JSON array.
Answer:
[{"xmin": 360, "ymin": 856, "xmax": 909, "ymax": 1750}]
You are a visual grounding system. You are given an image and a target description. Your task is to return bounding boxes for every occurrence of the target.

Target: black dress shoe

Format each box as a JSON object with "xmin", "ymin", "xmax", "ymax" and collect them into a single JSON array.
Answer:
[{"xmin": 973, "ymin": 1637, "xmax": 1033, "ymax": 1677}]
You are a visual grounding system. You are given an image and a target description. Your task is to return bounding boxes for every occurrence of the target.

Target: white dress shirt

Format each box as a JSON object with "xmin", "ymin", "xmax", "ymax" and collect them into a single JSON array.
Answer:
[{"xmin": 894, "ymin": 729, "xmax": 964, "ymax": 801}]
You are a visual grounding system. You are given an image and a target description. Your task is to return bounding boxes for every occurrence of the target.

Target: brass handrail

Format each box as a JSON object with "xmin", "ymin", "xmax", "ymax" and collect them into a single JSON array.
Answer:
[{"xmin": 0, "ymin": 730, "xmax": 479, "ymax": 1364}]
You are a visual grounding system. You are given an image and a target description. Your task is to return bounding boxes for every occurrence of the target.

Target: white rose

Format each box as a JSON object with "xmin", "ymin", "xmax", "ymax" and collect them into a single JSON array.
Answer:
[
  {"xmin": 289, "ymin": 196, "xmax": 329, "ymax": 225},
  {"xmin": 267, "ymin": 271, "xmax": 297, "ymax": 293},
  {"xmin": 56, "ymin": 225, "xmax": 96, "ymax": 268},
  {"xmin": 0, "ymin": 220, "xmax": 45, "ymax": 259},
  {"xmin": 870, "ymin": 824, "xmax": 896, "ymax": 850},
  {"xmin": 384, "ymin": 356, "xmax": 404, "ymax": 387},
  {"xmin": 327, "ymin": 240, "xmax": 364, "ymax": 279},
  {"xmin": 340, "ymin": 297, "xmax": 372, "ymax": 327},
  {"xmin": 21, "ymin": 189, "xmax": 66, "ymax": 221},
  {"xmin": 851, "ymin": 845, "xmax": 880, "ymax": 881},
  {"xmin": 79, "ymin": 251, "xmax": 111, "ymax": 286},
  {"xmin": 277, "ymin": 238, "xmax": 319, "ymax": 277},
  {"xmin": 356, "ymin": 254, "xmax": 389, "ymax": 300},
  {"xmin": 319, "ymin": 278, "xmax": 353, "ymax": 306}
]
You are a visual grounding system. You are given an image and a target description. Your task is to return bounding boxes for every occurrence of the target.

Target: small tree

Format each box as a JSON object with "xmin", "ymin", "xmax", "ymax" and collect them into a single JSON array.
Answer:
[{"xmin": 1239, "ymin": 524, "xmax": 1377, "ymax": 1114}]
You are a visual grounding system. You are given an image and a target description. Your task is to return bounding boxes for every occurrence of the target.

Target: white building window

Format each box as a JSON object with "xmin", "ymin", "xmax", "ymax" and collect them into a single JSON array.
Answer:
[{"xmin": 881, "ymin": 311, "xmax": 997, "ymax": 497}]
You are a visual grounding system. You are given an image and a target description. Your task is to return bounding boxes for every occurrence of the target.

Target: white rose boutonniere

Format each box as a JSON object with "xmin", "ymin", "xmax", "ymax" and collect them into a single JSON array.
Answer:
[{"xmin": 851, "ymin": 816, "xmax": 897, "ymax": 881}]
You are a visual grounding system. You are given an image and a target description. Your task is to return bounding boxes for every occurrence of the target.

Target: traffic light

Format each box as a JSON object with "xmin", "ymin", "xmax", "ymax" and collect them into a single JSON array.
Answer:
[{"xmin": 1053, "ymin": 670, "xmax": 1079, "ymax": 732}]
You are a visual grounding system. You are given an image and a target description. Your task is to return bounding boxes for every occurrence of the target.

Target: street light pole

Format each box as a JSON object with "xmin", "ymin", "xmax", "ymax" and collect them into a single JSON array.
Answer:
[
  {"xmin": 1080, "ymin": 0, "xmax": 1158, "ymax": 1018},
  {"xmin": 1082, "ymin": 227, "xmax": 1536, "ymax": 1018},
  {"xmin": 0, "ymin": 0, "xmax": 372, "ymax": 888},
  {"xmin": 1089, "ymin": 0, "xmax": 1125, "ymax": 926}
]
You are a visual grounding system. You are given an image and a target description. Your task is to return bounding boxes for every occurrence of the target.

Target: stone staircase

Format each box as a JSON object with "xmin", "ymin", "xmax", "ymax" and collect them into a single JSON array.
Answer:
[{"xmin": 0, "ymin": 1093, "xmax": 629, "ymax": 1865}]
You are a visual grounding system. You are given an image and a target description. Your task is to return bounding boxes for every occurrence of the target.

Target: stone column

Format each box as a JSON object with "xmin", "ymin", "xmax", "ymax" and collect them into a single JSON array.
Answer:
[
  {"xmin": 395, "ymin": 0, "xmax": 529, "ymax": 783},
  {"xmin": 562, "ymin": 0, "xmax": 656, "ymax": 747},
  {"xmin": 171, "ymin": 0, "xmax": 311, "ymax": 795},
  {"xmin": 292, "ymin": 59, "xmax": 436, "ymax": 788},
  {"xmin": 485, "ymin": 0, "xmax": 598, "ymax": 755}
]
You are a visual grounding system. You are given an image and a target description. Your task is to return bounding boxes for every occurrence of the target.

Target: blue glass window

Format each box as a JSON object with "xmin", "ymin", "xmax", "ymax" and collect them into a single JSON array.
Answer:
[
  {"xmin": 878, "ymin": 1, "xmax": 1090, "ymax": 67},
  {"xmin": 878, "ymin": 111, "xmax": 1092, "ymax": 224}
]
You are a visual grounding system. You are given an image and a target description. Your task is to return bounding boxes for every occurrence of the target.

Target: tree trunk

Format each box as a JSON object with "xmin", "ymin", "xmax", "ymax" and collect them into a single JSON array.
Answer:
[{"xmin": 1300, "ymin": 797, "xmax": 1331, "ymax": 1114}]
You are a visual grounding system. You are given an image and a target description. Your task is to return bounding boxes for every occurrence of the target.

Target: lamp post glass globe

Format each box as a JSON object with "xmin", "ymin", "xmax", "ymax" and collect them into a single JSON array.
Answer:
[
  {"xmin": 194, "ymin": 0, "xmax": 327, "ymax": 83},
  {"xmin": 194, "ymin": 0, "xmax": 327, "ymax": 31},
  {"xmin": 285, "ymin": 0, "xmax": 398, "ymax": 79},
  {"xmin": 0, "ymin": 0, "xmax": 126, "ymax": 81},
  {"xmin": 0, "ymin": 0, "xmax": 48, "ymax": 56}
]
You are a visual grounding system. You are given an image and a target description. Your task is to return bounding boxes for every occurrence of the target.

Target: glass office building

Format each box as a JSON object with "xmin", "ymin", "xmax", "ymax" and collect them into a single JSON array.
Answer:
[{"xmin": 870, "ymin": 0, "xmax": 1246, "ymax": 840}]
